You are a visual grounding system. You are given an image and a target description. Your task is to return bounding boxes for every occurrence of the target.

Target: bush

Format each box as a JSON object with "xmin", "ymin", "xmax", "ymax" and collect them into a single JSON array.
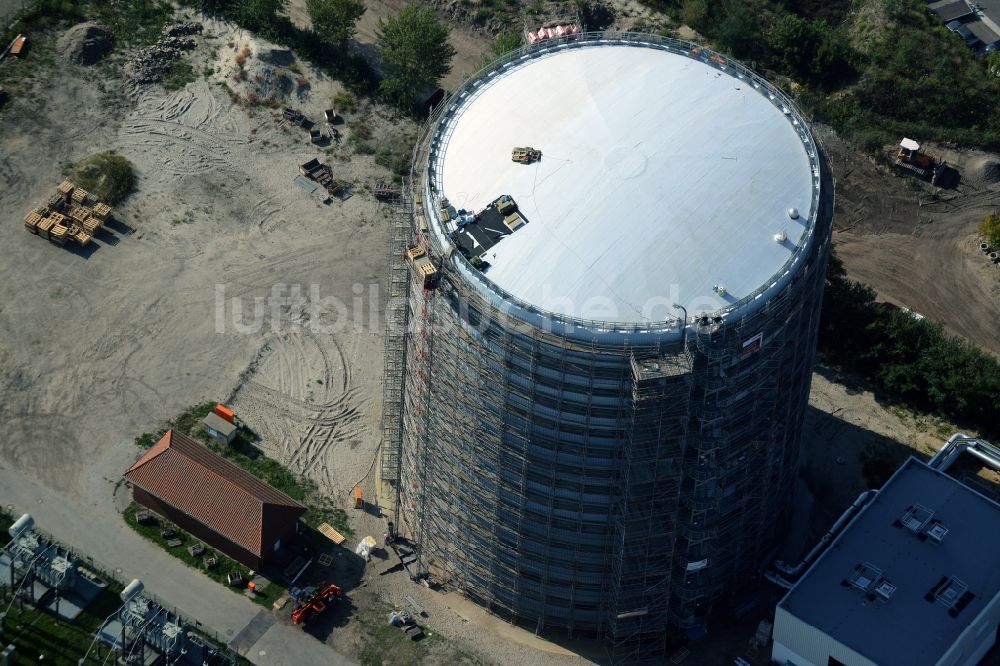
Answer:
[
  {"xmin": 480, "ymin": 31, "xmax": 522, "ymax": 67},
  {"xmin": 980, "ymin": 212, "xmax": 1000, "ymax": 248},
  {"xmin": 819, "ymin": 252, "xmax": 1000, "ymax": 440},
  {"xmin": 332, "ymin": 90, "xmax": 358, "ymax": 114},
  {"xmin": 576, "ymin": 0, "xmax": 616, "ymax": 30},
  {"xmin": 767, "ymin": 14, "xmax": 852, "ymax": 87},
  {"xmin": 67, "ymin": 152, "xmax": 135, "ymax": 204}
]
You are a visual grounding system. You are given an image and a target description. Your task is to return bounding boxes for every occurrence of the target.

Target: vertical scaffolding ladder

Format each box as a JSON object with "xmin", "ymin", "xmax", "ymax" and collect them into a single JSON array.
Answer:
[
  {"xmin": 379, "ymin": 195, "xmax": 413, "ymax": 518},
  {"xmin": 606, "ymin": 346, "xmax": 691, "ymax": 664}
]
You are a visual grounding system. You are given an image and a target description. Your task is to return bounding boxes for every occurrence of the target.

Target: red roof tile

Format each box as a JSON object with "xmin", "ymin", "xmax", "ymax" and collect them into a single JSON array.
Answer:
[{"xmin": 124, "ymin": 430, "xmax": 305, "ymax": 556}]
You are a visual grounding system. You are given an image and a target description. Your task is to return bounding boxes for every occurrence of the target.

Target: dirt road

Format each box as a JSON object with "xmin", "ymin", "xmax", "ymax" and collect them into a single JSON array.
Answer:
[{"xmin": 817, "ymin": 126, "xmax": 1000, "ymax": 356}]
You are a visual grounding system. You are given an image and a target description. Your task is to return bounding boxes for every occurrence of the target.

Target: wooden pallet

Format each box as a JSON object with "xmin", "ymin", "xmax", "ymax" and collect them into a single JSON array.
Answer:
[
  {"xmin": 71, "ymin": 187, "xmax": 89, "ymax": 204},
  {"xmin": 70, "ymin": 206, "xmax": 91, "ymax": 224},
  {"xmin": 92, "ymin": 202, "xmax": 112, "ymax": 220},
  {"xmin": 83, "ymin": 217, "xmax": 102, "ymax": 234},
  {"xmin": 50, "ymin": 223, "xmax": 69, "ymax": 246},
  {"xmin": 36, "ymin": 216, "xmax": 56, "ymax": 239},
  {"xmin": 23, "ymin": 211, "xmax": 42, "ymax": 233},
  {"xmin": 57, "ymin": 180, "xmax": 75, "ymax": 198},
  {"xmin": 317, "ymin": 522, "xmax": 346, "ymax": 545}
]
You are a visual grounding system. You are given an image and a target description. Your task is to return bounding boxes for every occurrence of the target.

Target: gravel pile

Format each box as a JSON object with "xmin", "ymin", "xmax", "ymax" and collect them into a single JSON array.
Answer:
[
  {"xmin": 124, "ymin": 35, "xmax": 197, "ymax": 85},
  {"xmin": 966, "ymin": 157, "xmax": 1000, "ymax": 188},
  {"xmin": 241, "ymin": 60, "xmax": 296, "ymax": 102},
  {"xmin": 57, "ymin": 22, "xmax": 115, "ymax": 65}
]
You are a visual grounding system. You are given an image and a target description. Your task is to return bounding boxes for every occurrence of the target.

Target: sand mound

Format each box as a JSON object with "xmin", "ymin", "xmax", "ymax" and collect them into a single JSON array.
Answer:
[
  {"xmin": 966, "ymin": 156, "xmax": 1000, "ymax": 188},
  {"xmin": 58, "ymin": 22, "xmax": 114, "ymax": 65}
]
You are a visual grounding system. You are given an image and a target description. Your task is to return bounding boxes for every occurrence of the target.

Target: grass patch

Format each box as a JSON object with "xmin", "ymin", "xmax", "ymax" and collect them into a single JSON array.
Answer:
[
  {"xmin": 123, "ymin": 502, "xmax": 284, "ymax": 608},
  {"xmin": 1, "ymin": 0, "xmax": 172, "ymax": 50},
  {"xmin": 350, "ymin": 116, "xmax": 376, "ymax": 155},
  {"xmin": 66, "ymin": 152, "xmax": 135, "ymax": 205},
  {"xmin": 374, "ymin": 127, "xmax": 416, "ymax": 177},
  {"xmin": 1, "ymin": 585, "xmax": 123, "ymax": 664},
  {"xmin": 332, "ymin": 90, "xmax": 358, "ymax": 115},
  {"xmin": 162, "ymin": 58, "xmax": 196, "ymax": 91}
]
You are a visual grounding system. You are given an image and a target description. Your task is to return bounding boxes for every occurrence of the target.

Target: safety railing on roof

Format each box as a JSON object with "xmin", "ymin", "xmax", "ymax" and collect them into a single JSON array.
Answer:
[{"xmin": 408, "ymin": 32, "xmax": 825, "ymax": 336}]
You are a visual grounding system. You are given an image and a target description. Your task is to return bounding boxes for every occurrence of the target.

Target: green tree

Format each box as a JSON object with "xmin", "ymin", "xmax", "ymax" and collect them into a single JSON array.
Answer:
[
  {"xmin": 376, "ymin": 5, "xmax": 456, "ymax": 110},
  {"xmin": 307, "ymin": 0, "xmax": 365, "ymax": 51},
  {"xmin": 576, "ymin": 0, "xmax": 615, "ymax": 30},
  {"xmin": 713, "ymin": 5, "xmax": 762, "ymax": 61},
  {"xmin": 988, "ymin": 51, "xmax": 1000, "ymax": 78},
  {"xmin": 981, "ymin": 212, "xmax": 1000, "ymax": 248},
  {"xmin": 767, "ymin": 14, "xmax": 851, "ymax": 87},
  {"xmin": 681, "ymin": 0, "xmax": 710, "ymax": 31},
  {"xmin": 236, "ymin": 0, "xmax": 286, "ymax": 32},
  {"xmin": 768, "ymin": 14, "xmax": 825, "ymax": 79}
]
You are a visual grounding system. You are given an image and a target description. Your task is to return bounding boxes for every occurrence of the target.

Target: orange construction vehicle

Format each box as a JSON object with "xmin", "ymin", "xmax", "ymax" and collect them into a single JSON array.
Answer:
[{"xmin": 291, "ymin": 582, "xmax": 342, "ymax": 625}]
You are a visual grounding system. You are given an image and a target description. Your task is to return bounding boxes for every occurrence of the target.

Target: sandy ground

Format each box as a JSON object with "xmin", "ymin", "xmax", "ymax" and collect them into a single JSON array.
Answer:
[
  {"xmin": 0, "ymin": 10, "xmax": 998, "ymax": 666},
  {"xmin": 816, "ymin": 126, "xmax": 1000, "ymax": 357}
]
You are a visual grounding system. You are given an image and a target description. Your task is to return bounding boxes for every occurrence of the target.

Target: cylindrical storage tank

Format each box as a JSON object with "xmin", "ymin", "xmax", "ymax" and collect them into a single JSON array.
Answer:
[
  {"xmin": 399, "ymin": 34, "xmax": 833, "ymax": 663},
  {"xmin": 8, "ymin": 513, "xmax": 34, "ymax": 540}
]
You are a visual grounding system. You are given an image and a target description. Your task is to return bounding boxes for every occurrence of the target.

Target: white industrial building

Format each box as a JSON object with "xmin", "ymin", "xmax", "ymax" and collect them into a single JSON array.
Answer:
[{"xmin": 772, "ymin": 452, "xmax": 1000, "ymax": 666}]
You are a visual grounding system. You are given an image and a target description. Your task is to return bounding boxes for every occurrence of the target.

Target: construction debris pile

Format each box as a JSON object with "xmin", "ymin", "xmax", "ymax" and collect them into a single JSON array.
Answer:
[
  {"xmin": 123, "ymin": 23, "xmax": 201, "ymax": 85},
  {"xmin": 23, "ymin": 180, "xmax": 113, "ymax": 248},
  {"xmin": 166, "ymin": 21, "xmax": 203, "ymax": 37},
  {"xmin": 373, "ymin": 180, "xmax": 401, "ymax": 201}
]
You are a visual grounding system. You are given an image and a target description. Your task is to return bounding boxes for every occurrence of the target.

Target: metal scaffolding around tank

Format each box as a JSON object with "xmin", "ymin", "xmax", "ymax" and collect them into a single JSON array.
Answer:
[{"xmin": 381, "ymin": 30, "xmax": 835, "ymax": 666}]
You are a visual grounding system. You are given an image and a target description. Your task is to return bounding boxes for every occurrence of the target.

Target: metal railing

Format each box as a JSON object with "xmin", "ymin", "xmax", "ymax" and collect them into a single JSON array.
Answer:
[{"xmin": 409, "ymin": 32, "xmax": 825, "ymax": 336}]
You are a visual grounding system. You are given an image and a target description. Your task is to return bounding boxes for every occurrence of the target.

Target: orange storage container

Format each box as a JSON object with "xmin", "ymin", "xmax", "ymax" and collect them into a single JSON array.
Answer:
[
  {"xmin": 354, "ymin": 487, "xmax": 363, "ymax": 509},
  {"xmin": 214, "ymin": 404, "xmax": 235, "ymax": 424}
]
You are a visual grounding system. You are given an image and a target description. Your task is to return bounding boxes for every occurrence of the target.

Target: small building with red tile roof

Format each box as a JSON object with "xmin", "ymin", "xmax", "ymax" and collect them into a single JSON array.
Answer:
[{"xmin": 123, "ymin": 430, "xmax": 306, "ymax": 569}]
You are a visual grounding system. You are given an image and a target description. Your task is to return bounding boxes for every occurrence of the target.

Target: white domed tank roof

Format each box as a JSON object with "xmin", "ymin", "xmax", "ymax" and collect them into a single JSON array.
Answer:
[{"xmin": 429, "ymin": 41, "xmax": 820, "ymax": 324}]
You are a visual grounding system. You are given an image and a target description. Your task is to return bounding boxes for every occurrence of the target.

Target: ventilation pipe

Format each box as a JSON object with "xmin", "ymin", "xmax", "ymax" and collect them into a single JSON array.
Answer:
[
  {"xmin": 768, "ymin": 489, "xmax": 878, "ymax": 588},
  {"xmin": 769, "ymin": 434, "xmax": 1000, "ymax": 590},
  {"xmin": 928, "ymin": 433, "xmax": 1000, "ymax": 473}
]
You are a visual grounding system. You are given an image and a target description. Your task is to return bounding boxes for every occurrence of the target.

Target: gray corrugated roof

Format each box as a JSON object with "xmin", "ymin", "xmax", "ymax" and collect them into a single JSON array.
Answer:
[
  {"xmin": 929, "ymin": 0, "xmax": 975, "ymax": 22},
  {"xmin": 778, "ymin": 457, "xmax": 1000, "ymax": 666},
  {"xmin": 203, "ymin": 412, "xmax": 236, "ymax": 436},
  {"xmin": 967, "ymin": 19, "xmax": 1000, "ymax": 44}
]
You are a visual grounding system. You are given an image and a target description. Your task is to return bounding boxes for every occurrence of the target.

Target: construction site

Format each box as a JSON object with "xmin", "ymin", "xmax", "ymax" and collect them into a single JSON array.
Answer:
[
  {"xmin": 380, "ymin": 35, "xmax": 834, "ymax": 664},
  {"xmin": 1, "ymin": 1, "xmax": 999, "ymax": 664}
]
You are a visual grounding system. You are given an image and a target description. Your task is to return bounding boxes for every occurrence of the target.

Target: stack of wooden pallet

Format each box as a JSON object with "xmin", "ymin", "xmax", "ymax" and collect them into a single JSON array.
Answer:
[
  {"xmin": 71, "ymin": 187, "xmax": 90, "ymax": 206},
  {"xmin": 22, "ymin": 180, "xmax": 113, "ymax": 249},
  {"xmin": 57, "ymin": 179, "xmax": 75, "ymax": 201},
  {"xmin": 48, "ymin": 213, "xmax": 69, "ymax": 246},
  {"xmin": 93, "ymin": 202, "xmax": 112, "ymax": 221},
  {"xmin": 23, "ymin": 209, "xmax": 43, "ymax": 233},
  {"xmin": 36, "ymin": 214, "xmax": 55, "ymax": 239}
]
